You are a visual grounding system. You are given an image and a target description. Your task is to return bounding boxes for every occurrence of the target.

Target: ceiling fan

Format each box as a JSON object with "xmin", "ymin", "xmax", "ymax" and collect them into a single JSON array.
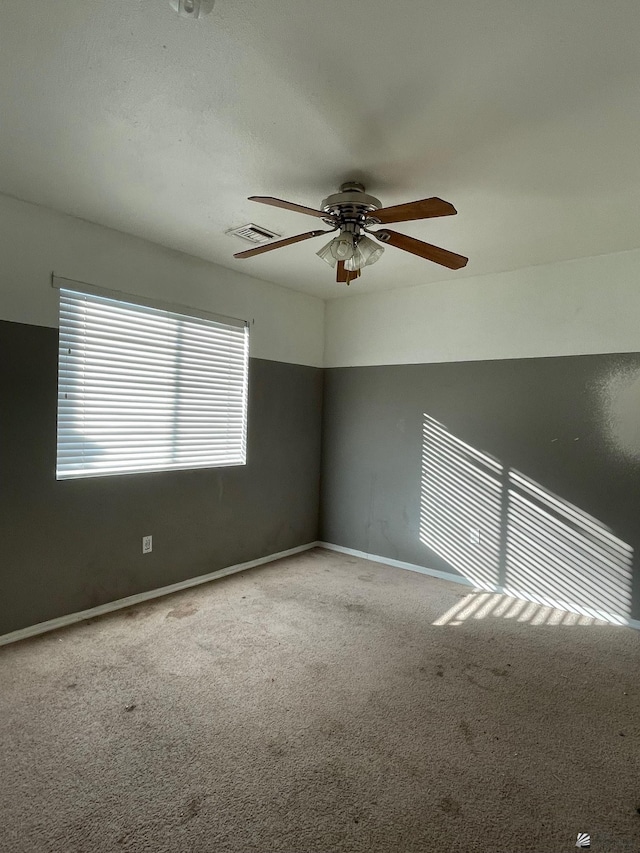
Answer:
[{"xmin": 233, "ymin": 181, "xmax": 468, "ymax": 285}]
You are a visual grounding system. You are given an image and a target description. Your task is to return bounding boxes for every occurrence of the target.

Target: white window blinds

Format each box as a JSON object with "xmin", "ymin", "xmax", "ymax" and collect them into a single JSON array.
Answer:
[{"xmin": 55, "ymin": 283, "xmax": 249, "ymax": 479}]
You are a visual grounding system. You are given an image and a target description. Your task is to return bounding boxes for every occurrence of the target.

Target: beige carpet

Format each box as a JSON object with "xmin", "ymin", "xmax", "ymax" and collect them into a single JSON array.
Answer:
[{"xmin": 1, "ymin": 547, "xmax": 639, "ymax": 852}]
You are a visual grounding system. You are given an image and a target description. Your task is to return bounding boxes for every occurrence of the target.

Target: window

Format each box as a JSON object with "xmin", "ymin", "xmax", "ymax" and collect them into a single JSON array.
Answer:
[{"xmin": 55, "ymin": 278, "xmax": 249, "ymax": 479}]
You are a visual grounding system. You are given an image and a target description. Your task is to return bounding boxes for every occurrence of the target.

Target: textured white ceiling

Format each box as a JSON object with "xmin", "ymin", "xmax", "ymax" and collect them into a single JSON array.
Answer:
[{"xmin": 1, "ymin": 0, "xmax": 639, "ymax": 299}]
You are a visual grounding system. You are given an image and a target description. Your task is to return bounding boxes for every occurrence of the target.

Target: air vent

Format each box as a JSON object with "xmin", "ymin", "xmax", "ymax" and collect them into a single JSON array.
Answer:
[{"xmin": 227, "ymin": 224, "xmax": 281, "ymax": 244}]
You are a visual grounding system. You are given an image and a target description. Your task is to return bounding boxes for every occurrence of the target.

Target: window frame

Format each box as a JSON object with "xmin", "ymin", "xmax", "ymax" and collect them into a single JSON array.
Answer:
[{"xmin": 53, "ymin": 275, "xmax": 249, "ymax": 480}]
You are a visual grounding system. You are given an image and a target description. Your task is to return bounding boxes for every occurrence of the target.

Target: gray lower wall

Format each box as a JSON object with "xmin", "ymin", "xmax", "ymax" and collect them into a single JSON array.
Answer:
[
  {"xmin": 0, "ymin": 319, "xmax": 323, "ymax": 635},
  {"xmin": 5, "ymin": 315, "xmax": 640, "ymax": 635},
  {"xmin": 321, "ymin": 356, "xmax": 640, "ymax": 622}
]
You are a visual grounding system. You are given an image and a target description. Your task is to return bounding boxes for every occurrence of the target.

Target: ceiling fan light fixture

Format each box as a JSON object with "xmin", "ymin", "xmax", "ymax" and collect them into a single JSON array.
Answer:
[
  {"xmin": 344, "ymin": 254, "xmax": 360, "ymax": 272},
  {"xmin": 316, "ymin": 239, "xmax": 338, "ymax": 268},
  {"xmin": 344, "ymin": 235, "xmax": 385, "ymax": 271},
  {"xmin": 329, "ymin": 232, "xmax": 356, "ymax": 261}
]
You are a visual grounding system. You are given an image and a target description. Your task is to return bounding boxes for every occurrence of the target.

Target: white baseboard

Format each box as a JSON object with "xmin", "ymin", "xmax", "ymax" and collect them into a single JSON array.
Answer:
[
  {"xmin": 318, "ymin": 541, "xmax": 476, "ymax": 587},
  {"xmin": 0, "ymin": 542, "xmax": 320, "ymax": 647},
  {"xmin": 317, "ymin": 541, "xmax": 640, "ymax": 631},
  {"xmin": 3, "ymin": 540, "xmax": 638, "ymax": 645}
]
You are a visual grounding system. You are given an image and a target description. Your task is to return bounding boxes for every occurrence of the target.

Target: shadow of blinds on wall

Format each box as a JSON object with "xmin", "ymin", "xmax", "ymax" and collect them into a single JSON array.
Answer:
[
  {"xmin": 420, "ymin": 414, "xmax": 632, "ymax": 623},
  {"xmin": 54, "ymin": 278, "xmax": 249, "ymax": 479}
]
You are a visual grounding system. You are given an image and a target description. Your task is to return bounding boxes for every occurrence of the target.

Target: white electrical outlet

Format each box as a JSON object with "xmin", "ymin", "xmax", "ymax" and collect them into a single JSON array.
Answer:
[
  {"xmin": 469, "ymin": 527, "xmax": 481, "ymax": 545},
  {"xmin": 142, "ymin": 535, "xmax": 153, "ymax": 554}
]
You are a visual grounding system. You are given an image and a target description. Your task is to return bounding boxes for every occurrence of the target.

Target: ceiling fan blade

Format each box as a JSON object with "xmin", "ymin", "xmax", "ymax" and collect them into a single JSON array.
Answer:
[
  {"xmin": 234, "ymin": 229, "xmax": 333, "ymax": 259},
  {"xmin": 249, "ymin": 196, "xmax": 334, "ymax": 221},
  {"xmin": 373, "ymin": 229, "xmax": 468, "ymax": 270},
  {"xmin": 368, "ymin": 197, "xmax": 456, "ymax": 224},
  {"xmin": 336, "ymin": 261, "xmax": 360, "ymax": 285}
]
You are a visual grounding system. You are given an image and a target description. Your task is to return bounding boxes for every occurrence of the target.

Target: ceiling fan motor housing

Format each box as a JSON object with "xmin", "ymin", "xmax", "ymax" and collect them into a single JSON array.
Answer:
[{"xmin": 321, "ymin": 182, "xmax": 382, "ymax": 231}]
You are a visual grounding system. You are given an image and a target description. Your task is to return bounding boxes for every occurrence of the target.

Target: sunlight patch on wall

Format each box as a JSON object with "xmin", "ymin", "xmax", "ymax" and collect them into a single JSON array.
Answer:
[
  {"xmin": 419, "ymin": 417, "xmax": 503, "ymax": 589},
  {"xmin": 420, "ymin": 415, "xmax": 633, "ymax": 626},
  {"xmin": 505, "ymin": 470, "xmax": 632, "ymax": 620}
]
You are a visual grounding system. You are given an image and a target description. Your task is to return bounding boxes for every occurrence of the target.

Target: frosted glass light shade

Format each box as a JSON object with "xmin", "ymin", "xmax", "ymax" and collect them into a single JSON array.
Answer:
[
  {"xmin": 359, "ymin": 235, "xmax": 384, "ymax": 266},
  {"xmin": 317, "ymin": 234, "xmax": 383, "ymax": 271},
  {"xmin": 344, "ymin": 236, "xmax": 385, "ymax": 270},
  {"xmin": 317, "ymin": 233, "xmax": 357, "ymax": 265},
  {"xmin": 316, "ymin": 240, "xmax": 338, "ymax": 267},
  {"xmin": 329, "ymin": 232, "xmax": 356, "ymax": 261}
]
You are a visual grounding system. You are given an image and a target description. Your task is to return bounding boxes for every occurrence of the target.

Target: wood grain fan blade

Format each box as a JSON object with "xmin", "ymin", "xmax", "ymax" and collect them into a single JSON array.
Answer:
[
  {"xmin": 249, "ymin": 196, "xmax": 334, "ymax": 220},
  {"xmin": 234, "ymin": 229, "xmax": 333, "ymax": 259},
  {"xmin": 373, "ymin": 229, "xmax": 468, "ymax": 270},
  {"xmin": 336, "ymin": 261, "xmax": 360, "ymax": 284},
  {"xmin": 368, "ymin": 197, "xmax": 456, "ymax": 224}
]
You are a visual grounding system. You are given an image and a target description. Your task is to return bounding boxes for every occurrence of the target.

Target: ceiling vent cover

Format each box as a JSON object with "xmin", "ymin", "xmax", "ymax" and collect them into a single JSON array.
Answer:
[{"xmin": 227, "ymin": 224, "xmax": 281, "ymax": 244}]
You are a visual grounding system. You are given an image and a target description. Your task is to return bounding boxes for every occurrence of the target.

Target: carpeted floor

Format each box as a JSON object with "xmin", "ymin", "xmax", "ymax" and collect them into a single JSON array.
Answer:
[{"xmin": 1, "ymin": 547, "xmax": 639, "ymax": 853}]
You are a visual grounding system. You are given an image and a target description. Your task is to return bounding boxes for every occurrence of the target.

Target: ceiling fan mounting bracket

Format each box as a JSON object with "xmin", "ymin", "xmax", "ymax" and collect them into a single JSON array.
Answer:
[{"xmin": 339, "ymin": 181, "xmax": 366, "ymax": 193}]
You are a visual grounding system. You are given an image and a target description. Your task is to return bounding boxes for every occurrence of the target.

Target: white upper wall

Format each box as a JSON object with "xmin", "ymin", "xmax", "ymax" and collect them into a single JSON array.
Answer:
[
  {"xmin": 4, "ymin": 191, "xmax": 640, "ymax": 371},
  {"xmin": 0, "ymin": 193, "xmax": 324, "ymax": 367},
  {"xmin": 324, "ymin": 249, "xmax": 640, "ymax": 368}
]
